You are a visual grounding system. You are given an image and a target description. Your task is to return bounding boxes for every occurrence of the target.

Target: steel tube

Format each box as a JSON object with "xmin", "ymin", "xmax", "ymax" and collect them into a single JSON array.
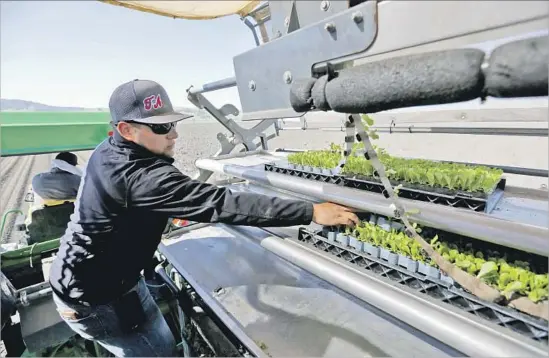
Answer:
[
  {"xmin": 371, "ymin": 126, "xmax": 548, "ymax": 137},
  {"xmin": 195, "ymin": 158, "xmax": 549, "ymax": 256},
  {"xmin": 220, "ymin": 225, "xmax": 546, "ymax": 357},
  {"xmin": 241, "ymin": 18, "xmax": 261, "ymax": 46},
  {"xmin": 187, "ymin": 77, "xmax": 237, "ymax": 95},
  {"xmin": 420, "ymin": 160, "xmax": 548, "ymax": 178}
]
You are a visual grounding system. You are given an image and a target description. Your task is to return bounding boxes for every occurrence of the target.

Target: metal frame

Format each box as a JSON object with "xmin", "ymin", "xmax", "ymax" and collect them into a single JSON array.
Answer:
[
  {"xmin": 157, "ymin": 182, "xmax": 549, "ymax": 355},
  {"xmin": 158, "ymin": 219, "xmax": 546, "ymax": 357},
  {"xmin": 230, "ymin": 1, "xmax": 547, "ymax": 120},
  {"xmin": 15, "ymin": 282, "xmax": 75, "ymax": 353},
  {"xmin": 181, "ymin": 0, "xmax": 547, "ymax": 184}
]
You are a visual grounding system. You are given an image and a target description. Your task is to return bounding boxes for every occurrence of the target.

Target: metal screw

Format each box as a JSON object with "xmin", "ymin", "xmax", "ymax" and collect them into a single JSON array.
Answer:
[
  {"xmin": 320, "ymin": 0, "xmax": 330, "ymax": 11},
  {"xmin": 283, "ymin": 71, "xmax": 292, "ymax": 84},
  {"xmin": 352, "ymin": 11, "xmax": 363, "ymax": 23},
  {"xmin": 248, "ymin": 80, "xmax": 256, "ymax": 91},
  {"xmin": 324, "ymin": 22, "xmax": 336, "ymax": 32}
]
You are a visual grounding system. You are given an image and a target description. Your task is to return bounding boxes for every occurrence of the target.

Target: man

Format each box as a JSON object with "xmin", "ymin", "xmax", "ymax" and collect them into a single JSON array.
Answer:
[
  {"xmin": 31, "ymin": 152, "xmax": 82, "ymax": 203},
  {"xmin": 49, "ymin": 79, "xmax": 359, "ymax": 357},
  {"xmin": 25, "ymin": 152, "xmax": 83, "ymax": 244}
]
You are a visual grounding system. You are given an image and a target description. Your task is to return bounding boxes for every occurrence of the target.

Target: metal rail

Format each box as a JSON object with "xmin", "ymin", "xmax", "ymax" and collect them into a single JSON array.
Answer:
[
  {"xmin": 370, "ymin": 126, "xmax": 548, "ymax": 137},
  {"xmin": 219, "ymin": 224, "xmax": 548, "ymax": 357},
  {"xmin": 194, "ymin": 157, "xmax": 549, "ymax": 256},
  {"xmin": 425, "ymin": 161, "xmax": 548, "ymax": 178}
]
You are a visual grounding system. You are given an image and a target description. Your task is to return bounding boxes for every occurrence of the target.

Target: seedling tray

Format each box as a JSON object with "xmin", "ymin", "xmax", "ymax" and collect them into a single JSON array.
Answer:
[
  {"xmin": 342, "ymin": 174, "xmax": 506, "ymax": 213},
  {"xmin": 297, "ymin": 227, "xmax": 548, "ymax": 344},
  {"xmin": 264, "ymin": 162, "xmax": 505, "ymax": 213}
]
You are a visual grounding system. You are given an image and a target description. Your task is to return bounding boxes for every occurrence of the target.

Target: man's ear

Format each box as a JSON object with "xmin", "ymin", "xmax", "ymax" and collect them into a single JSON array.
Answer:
[{"xmin": 116, "ymin": 122, "xmax": 135, "ymax": 140}]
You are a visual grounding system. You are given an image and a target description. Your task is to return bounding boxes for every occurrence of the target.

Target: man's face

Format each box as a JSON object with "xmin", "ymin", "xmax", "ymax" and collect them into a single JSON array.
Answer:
[{"xmin": 116, "ymin": 121, "xmax": 179, "ymax": 157}]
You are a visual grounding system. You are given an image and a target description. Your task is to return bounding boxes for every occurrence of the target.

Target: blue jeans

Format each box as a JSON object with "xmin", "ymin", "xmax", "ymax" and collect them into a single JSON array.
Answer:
[{"xmin": 52, "ymin": 278, "xmax": 177, "ymax": 357}]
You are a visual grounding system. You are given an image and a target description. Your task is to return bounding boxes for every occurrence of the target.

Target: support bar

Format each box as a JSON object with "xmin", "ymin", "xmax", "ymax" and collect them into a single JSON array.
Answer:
[
  {"xmin": 220, "ymin": 224, "xmax": 547, "ymax": 357},
  {"xmin": 371, "ymin": 126, "xmax": 548, "ymax": 137},
  {"xmin": 422, "ymin": 161, "xmax": 548, "ymax": 178},
  {"xmin": 194, "ymin": 158, "xmax": 549, "ymax": 256},
  {"xmin": 187, "ymin": 77, "xmax": 237, "ymax": 95}
]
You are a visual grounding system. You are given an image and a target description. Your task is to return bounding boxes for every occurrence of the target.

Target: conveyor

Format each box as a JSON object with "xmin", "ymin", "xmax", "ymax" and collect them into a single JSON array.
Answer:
[
  {"xmin": 194, "ymin": 151, "xmax": 549, "ymax": 256},
  {"xmin": 159, "ymin": 168, "xmax": 548, "ymax": 357}
]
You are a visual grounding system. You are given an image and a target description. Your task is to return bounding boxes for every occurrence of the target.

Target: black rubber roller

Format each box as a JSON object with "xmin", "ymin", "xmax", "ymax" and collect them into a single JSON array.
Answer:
[
  {"xmin": 289, "ymin": 78, "xmax": 317, "ymax": 112},
  {"xmin": 324, "ymin": 48, "xmax": 486, "ymax": 113},
  {"xmin": 484, "ymin": 36, "xmax": 549, "ymax": 98}
]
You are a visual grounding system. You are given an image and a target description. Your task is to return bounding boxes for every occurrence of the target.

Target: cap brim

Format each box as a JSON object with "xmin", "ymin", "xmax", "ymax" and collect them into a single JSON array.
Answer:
[{"xmin": 132, "ymin": 112, "xmax": 194, "ymax": 124}]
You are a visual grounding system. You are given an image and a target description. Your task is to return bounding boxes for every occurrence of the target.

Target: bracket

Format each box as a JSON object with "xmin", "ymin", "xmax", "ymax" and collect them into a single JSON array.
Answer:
[
  {"xmin": 268, "ymin": 0, "xmax": 351, "ymax": 39},
  {"xmin": 234, "ymin": 1, "xmax": 378, "ymax": 120},
  {"xmin": 187, "ymin": 90, "xmax": 280, "ymax": 183}
]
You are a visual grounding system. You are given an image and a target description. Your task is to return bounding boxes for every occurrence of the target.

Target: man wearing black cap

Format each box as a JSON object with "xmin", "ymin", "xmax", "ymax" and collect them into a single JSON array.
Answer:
[{"xmin": 49, "ymin": 79, "xmax": 358, "ymax": 357}]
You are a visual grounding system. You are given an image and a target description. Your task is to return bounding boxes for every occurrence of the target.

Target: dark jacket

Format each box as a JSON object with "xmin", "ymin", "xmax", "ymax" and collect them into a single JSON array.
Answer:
[
  {"xmin": 49, "ymin": 133, "xmax": 313, "ymax": 305},
  {"xmin": 32, "ymin": 168, "xmax": 81, "ymax": 201}
]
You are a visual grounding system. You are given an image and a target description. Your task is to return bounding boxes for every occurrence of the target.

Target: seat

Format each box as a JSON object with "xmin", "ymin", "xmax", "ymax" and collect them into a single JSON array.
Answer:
[{"xmin": 25, "ymin": 200, "xmax": 75, "ymax": 245}]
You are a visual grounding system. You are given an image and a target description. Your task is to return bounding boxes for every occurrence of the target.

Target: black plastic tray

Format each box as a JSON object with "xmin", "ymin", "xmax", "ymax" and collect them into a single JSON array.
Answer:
[
  {"xmin": 297, "ymin": 227, "xmax": 548, "ymax": 345},
  {"xmin": 264, "ymin": 163, "xmax": 506, "ymax": 213}
]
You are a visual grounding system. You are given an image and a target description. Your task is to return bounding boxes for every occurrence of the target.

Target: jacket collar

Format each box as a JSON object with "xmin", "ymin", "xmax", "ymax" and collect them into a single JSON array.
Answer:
[{"xmin": 110, "ymin": 131, "xmax": 175, "ymax": 164}]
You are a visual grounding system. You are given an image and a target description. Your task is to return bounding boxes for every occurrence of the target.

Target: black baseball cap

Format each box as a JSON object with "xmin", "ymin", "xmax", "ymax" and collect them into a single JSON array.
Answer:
[{"xmin": 109, "ymin": 79, "xmax": 193, "ymax": 124}]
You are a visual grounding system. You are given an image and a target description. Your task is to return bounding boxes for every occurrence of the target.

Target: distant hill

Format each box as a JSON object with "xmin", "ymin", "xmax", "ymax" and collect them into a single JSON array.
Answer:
[
  {"xmin": 0, "ymin": 98, "xmax": 224, "ymax": 120},
  {"xmin": 1, "ymin": 98, "xmax": 94, "ymax": 112}
]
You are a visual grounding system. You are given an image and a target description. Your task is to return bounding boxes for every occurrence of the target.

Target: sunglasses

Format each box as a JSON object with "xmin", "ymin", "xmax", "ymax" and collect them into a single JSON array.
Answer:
[{"xmin": 125, "ymin": 121, "xmax": 176, "ymax": 135}]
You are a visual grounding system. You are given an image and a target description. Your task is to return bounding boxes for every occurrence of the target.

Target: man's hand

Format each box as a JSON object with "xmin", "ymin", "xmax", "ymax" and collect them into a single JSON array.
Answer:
[{"xmin": 312, "ymin": 202, "xmax": 360, "ymax": 227}]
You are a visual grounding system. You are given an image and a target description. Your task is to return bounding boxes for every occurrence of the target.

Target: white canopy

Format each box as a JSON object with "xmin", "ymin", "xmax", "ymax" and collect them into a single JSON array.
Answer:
[{"xmin": 100, "ymin": 0, "xmax": 261, "ymax": 19}]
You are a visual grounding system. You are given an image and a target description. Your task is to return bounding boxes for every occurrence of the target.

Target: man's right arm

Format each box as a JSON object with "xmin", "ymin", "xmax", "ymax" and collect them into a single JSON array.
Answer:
[{"xmin": 128, "ymin": 163, "xmax": 314, "ymax": 227}]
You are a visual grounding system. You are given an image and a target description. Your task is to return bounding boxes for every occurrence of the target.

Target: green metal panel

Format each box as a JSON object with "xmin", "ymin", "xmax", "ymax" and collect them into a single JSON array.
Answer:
[{"xmin": 0, "ymin": 112, "xmax": 112, "ymax": 156}]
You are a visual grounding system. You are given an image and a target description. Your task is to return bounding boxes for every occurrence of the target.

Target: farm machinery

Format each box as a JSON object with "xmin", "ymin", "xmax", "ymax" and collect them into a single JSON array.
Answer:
[{"xmin": 1, "ymin": 0, "xmax": 548, "ymax": 357}]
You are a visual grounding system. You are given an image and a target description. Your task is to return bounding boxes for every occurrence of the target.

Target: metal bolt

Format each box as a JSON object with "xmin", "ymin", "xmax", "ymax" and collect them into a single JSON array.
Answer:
[
  {"xmin": 320, "ymin": 0, "xmax": 330, "ymax": 11},
  {"xmin": 284, "ymin": 17, "xmax": 290, "ymax": 27},
  {"xmin": 352, "ymin": 11, "xmax": 363, "ymax": 23},
  {"xmin": 248, "ymin": 80, "xmax": 256, "ymax": 91},
  {"xmin": 283, "ymin": 71, "xmax": 292, "ymax": 84},
  {"xmin": 324, "ymin": 22, "xmax": 336, "ymax": 32}
]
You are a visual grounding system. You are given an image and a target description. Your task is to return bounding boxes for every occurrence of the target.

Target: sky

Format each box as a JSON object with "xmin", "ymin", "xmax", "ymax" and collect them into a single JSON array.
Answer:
[
  {"xmin": 1, "ymin": 1, "xmax": 547, "ymax": 113},
  {"xmin": 1, "ymin": 0, "xmax": 257, "ymax": 109}
]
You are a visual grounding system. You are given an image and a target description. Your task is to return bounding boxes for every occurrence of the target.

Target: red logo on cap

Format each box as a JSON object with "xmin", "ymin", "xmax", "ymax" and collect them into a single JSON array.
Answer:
[{"xmin": 143, "ymin": 94, "xmax": 163, "ymax": 111}]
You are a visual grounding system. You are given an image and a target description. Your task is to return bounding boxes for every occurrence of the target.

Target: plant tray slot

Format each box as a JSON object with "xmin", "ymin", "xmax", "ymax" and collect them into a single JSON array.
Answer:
[{"xmin": 296, "ymin": 227, "xmax": 548, "ymax": 345}]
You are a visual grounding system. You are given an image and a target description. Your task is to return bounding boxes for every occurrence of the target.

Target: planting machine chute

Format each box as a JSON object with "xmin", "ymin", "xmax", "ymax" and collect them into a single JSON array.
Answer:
[{"xmin": 2, "ymin": 1, "xmax": 549, "ymax": 357}]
